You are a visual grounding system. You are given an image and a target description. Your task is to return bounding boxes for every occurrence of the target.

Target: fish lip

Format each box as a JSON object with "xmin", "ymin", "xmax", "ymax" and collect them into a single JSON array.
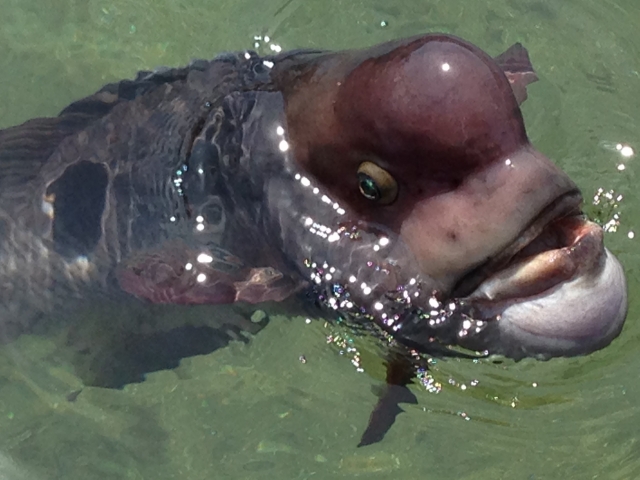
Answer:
[
  {"xmin": 443, "ymin": 190, "xmax": 627, "ymax": 359},
  {"xmin": 455, "ymin": 245, "xmax": 627, "ymax": 360},
  {"xmin": 451, "ymin": 189, "xmax": 584, "ymax": 299}
]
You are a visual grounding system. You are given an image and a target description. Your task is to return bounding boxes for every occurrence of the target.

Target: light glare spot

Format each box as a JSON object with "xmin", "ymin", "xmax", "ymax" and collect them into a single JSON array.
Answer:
[
  {"xmin": 441, "ymin": 62, "xmax": 451, "ymax": 72},
  {"xmin": 196, "ymin": 273, "xmax": 207, "ymax": 283},
  {"xmin": 41, "ymin": 200, "xmax": 54, "ymax": 218},
  {"xmin": 616, "ymin": 143, "xmax": 635, "ymax": 157},
  {"xmin": 620, "ymin": 145, "xmax": 634, "ymax": 157},
  {"xmin": 74, "ymin": 256, "xmax": 89, "ymax": 268},
  {"xmin": 279, "ymin": 139, "xmax": 290, "ymax": 152},
  {"xmin": 197, "ymin": 253, "xmax": 213, "ymax": 264}
]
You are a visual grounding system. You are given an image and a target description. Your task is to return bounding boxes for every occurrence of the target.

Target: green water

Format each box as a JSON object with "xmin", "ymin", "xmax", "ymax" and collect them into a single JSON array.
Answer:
[{"xmin": 1, "ymin": 0, "xmax": 639, "ymax": 478}]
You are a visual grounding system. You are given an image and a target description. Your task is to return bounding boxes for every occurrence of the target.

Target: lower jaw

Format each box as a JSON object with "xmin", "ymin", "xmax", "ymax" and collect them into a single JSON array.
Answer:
[
  {"xmin": 466, "ymin": 217, "xmax": 605, "ymax": 304},
  {"xmin": 456, "ymin": 248, "xmax": 627, "ymax": 359}
]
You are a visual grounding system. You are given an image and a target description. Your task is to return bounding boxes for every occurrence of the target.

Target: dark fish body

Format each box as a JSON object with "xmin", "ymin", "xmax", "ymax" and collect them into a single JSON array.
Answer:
[
  {"xmin": 0, "ymin": 55, "xmax": 277, "ymax": 329},
  {"xmin": 0, "ymin": 34, "xmax": 628, "ymax": 444}
]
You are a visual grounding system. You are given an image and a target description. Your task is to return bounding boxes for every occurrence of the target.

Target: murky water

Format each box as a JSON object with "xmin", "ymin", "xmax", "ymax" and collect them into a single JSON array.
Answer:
[{"xmin": 0, "ymin": 0, "xmax": 639, "ymax": 478}]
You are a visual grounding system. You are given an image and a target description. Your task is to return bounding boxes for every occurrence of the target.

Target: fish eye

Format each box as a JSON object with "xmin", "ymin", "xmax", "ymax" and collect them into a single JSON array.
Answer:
[{"xmin": 357, "ymin": 161, "xmax": 398, "ymax": 205}]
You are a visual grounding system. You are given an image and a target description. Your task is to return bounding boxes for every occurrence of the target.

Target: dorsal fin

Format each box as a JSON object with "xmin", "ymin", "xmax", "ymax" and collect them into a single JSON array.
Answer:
[
  {"xmin": 494, "ymin": 42, "xmax": 539, "ymax": 105},
  {"xmin": 0, "ymin": 61, "xmax": 214, "ymax": 192}
]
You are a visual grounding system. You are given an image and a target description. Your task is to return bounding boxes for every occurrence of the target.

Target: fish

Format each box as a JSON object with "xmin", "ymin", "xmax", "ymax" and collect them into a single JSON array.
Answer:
[{"xmin": 0, "ymin": 34, "xmax": 627, "ymax": 445}]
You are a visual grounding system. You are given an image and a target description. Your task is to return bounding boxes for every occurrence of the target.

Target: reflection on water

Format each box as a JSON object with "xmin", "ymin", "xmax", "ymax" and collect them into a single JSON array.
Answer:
[{"xmin": 0, "ymin": 0, "xmax": 639, "ymax": 479}]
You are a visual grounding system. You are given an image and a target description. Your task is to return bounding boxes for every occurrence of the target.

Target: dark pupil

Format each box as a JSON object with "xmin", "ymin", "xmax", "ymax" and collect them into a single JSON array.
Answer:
[{"xmin": 358, "ymin": 173, "xmax": 380, "ymax": 200}]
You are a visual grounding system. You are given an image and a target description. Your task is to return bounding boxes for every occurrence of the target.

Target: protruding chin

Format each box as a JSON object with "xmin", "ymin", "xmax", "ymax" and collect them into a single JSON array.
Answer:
[{"xmin": 460, "ymin": 248, "xmax": 627, "ymax": 359}]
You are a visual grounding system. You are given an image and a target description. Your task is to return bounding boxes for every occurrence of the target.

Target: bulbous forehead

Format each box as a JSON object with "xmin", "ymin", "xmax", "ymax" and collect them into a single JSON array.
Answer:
[{"xmin": 337, "ymin": 35, "xmax": 527, "ymax": 178}]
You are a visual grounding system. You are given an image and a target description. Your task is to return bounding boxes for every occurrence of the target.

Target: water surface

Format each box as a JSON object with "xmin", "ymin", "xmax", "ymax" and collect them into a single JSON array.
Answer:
[{"xmin": 0, "ymin": 0, "xmax": 639, "ymax": 478}]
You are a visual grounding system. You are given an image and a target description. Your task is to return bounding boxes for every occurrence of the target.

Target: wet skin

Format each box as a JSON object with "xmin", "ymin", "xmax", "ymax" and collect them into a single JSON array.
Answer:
[{"xmin": 0, "ymin": 34, "xmax": 627, "ymax": 445}]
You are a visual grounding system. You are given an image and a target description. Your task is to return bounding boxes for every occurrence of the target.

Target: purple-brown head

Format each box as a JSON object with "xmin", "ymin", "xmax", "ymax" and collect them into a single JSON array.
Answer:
[{"xmin": 275, "ymin": 34, "xmax": 627, "ymax": 359}]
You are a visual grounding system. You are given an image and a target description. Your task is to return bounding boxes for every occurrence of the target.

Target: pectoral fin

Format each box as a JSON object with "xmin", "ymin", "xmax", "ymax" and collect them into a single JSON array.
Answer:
[{"xmin": 117, "ymin": 242, "xmax": 302, "ymax": 305}]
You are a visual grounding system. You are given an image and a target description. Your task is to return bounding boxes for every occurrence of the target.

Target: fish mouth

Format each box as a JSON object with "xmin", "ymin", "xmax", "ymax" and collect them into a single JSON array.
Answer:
[
  {"xmin": 452, "ymin": 189, "xmax": 584, "ymax": 299},
  {"xmin": 450, "ymin": 190, "xmax": 628, "ymax": 358}
]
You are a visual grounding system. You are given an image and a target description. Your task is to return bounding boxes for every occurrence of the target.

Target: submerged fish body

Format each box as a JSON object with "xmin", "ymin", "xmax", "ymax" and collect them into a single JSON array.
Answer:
[{"xmin": 0, "ymin": 34, "xmax": 628, "ymax": 441}]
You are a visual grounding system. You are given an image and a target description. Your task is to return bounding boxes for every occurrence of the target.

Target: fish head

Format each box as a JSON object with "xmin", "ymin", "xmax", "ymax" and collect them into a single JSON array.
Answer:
[{"xmin": 279, "ymin": 34, "xmax": 627, "ymax": 358}]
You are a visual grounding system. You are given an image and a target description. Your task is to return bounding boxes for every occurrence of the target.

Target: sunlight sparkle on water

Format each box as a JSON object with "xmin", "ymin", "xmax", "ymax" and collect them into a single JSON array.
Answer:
[
  {"xmin": 599, "ymin": 141, "xmax": 635, "ymax": 171},
  {"xmin": 252, "ymin": 34, "xmax": 283, "ymax": 55},
  {"xmin": 197, "ymin": 253, "xmax": 213, "ymax": 264},
  {"xmin": 592, "ymin": 188, "xmax": 623, "ymax": 233},
  {"xmin": 616, "ymin": 143, "xmax": 634, "ymax": 157}
]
